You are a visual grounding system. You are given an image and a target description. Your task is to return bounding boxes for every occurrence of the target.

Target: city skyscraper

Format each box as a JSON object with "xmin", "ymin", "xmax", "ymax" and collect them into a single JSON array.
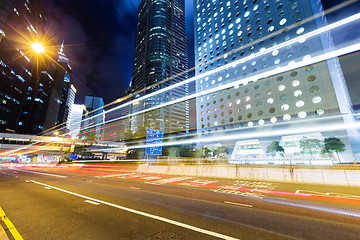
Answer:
[
  {"xmin": 130, "ymin": 0, "xmax": 189, "ymax": 135},
  {"xmin": 194, "ymin": 0, "xmax": 359, "ymax": 162},
  {"xmin": 81, "ymin": 96, "xmax": 105, "ymax": 140},
  {"xmin": 68, "ymin": 104, "xmax": 84, "ymax": 139},
  {"xmin": 43, "ymin": 42, "xmax": 73, "ymax": 133},
  {"xmin": 0, "ymin": 0, "xmax": 48, "ymax": 133}
]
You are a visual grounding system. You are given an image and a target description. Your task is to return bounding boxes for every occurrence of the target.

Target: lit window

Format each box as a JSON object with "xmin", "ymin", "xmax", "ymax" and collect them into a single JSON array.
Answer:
[
  {"xmin": 278, "ymin": 85, "xmax": 285, "ymax": 91},
  {"xmin": 283, "ymin": 114, "xmax": 291, "ymax": 121},
  {"xmin": 296, "ymin": 100, "xmax": 304, "ymax": 108},
  {"xmin": 246, "ymin": 104, "xmax": 251, "ymax": 109},
  {"xmin": 312, "ymin": 96, "xmax": 322, "ymax": 104},
  {"xmin": 267, "ymin": 98, "xmax": 274, "ymax": 104},
  {"xmin": 248, "ymin": 121, "xmax": 254, "ymax": 127},
  {"xmin": 258, "ymin": 119, "xmax": 265, "ymax": 125},
  {"xmin": 292, "ymin": 80, "xmax": 300, "ymax": 87},
  {"xmin": 272, "ymin": 50, "xmax": 279, "ymax": 56},
  {"xmin": 281, "ymin": 104, "xmax": 289, "ymax": 111},
  {"xmin": 296, "ymin": 27, "xmax": 305, "ymax": 34},
  {"xmin": 294, "ymin": 90, "xmax": 302, "ymax": 97},
  {"xmin": 298, "ymin": 111, "xmax": 307, "ymax": 118},
  {"xmin": 270, "ymin": 117, "xmax": 277, "ymax": 123},
  {"xmin": 279, "ymin": 18, "xmax": 287, "ymax": 25}
]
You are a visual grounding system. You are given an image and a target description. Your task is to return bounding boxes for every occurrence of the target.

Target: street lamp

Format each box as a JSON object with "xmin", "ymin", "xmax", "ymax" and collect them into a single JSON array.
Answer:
[
  {"xmin": 54, "ymin": 131, "xmax": 60, "ymax": 136},
  {"xmin": 32, "ymin": 42, "xmax": 44, "ymax": 53}
]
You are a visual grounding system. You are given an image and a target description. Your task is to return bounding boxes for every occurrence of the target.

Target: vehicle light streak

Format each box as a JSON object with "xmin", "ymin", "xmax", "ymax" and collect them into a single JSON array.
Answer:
[
  {"xmin": 63, "ymin": 13, "xmax": 360, "ymax": 134},
  {"xmin": 96, "ymin": 119, "xmax": 360, "ymax": 152},
  {"xmin": 80, "ymin": 41, "xmax": 360, "ymax": 133}
]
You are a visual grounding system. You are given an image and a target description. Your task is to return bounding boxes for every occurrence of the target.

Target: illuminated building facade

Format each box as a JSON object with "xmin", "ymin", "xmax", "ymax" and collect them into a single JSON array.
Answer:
[
  {"xmin": 194, "ymin": 0, "xmax": 359, "ymax": 163},
  {"xmin": 43, "ymin": 42, "xmax": 74, "ymax": 133},
  {"xmin": 130, "ymin": 0, "xmax": 189, "ymax": 135},
  {"xmin": 81, "ymin": 96, "xmax": 105, "ymax": 140},
  {"xmin": 0, "ymin": 0, "xmax": 48, "ymax": 133}
]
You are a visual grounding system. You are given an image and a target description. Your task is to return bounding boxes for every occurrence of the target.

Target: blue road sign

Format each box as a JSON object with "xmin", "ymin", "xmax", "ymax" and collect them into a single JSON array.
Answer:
[{"xmin": 146, "ymin": 128, "xmax": 163, "ymax": 155}]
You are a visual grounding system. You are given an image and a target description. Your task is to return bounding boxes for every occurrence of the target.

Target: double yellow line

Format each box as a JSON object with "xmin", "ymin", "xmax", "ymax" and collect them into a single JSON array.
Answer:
[{"xmin": 0, "ymin": 206, "xmax": 23, "ymax": 240}]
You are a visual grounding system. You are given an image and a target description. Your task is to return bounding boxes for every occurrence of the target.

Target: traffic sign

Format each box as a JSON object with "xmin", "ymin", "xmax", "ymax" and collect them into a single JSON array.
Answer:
[{"xmin": 146, "ymin": 128, "xmax": 162, "ymax": 155}]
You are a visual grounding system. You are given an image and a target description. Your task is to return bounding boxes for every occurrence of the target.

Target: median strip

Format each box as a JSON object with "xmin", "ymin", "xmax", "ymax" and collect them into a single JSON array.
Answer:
[
  {"xmin": 0, "ymin": 206, "xmax": 23, "ymax": 240},
  {"xmin": 29, "ymin": 180, "xmax": 239, "ymax": 240}
]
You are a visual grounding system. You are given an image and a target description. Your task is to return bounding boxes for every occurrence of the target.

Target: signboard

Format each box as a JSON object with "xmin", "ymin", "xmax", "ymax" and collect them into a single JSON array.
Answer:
[{"xmin": 146, "ymin": 128, "xmax": 162, "ymax": 155}]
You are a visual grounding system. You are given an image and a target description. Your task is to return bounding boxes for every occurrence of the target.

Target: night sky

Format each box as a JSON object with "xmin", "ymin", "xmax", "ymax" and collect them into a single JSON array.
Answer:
[{"xmin": 43, "ymin": 0, "xmax": 360, "ymax": 106}]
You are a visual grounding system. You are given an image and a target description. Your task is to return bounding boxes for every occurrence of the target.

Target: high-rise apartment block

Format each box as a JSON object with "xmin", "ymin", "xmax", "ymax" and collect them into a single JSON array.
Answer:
[
  {"xmin": 130, "ymin": 0, "xmax": 189, "ymax": 135},
  {"xmin": 194, "ymin": 0, "xmax": 359, "ymax": 162}
]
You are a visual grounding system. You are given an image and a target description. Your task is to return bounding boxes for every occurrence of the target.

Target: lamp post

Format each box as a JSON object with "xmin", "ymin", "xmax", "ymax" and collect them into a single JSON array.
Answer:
[{"xmin": 19, "ymin": 40, "xmax": 45, "ymax": 134}]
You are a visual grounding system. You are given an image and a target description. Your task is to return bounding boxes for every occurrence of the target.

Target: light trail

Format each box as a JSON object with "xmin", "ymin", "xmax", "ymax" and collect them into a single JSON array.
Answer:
[
  {"xmin": 95, "ymin": 117, "xmax": 360, "ymax": 152},
  {"xmin": 61, "ymin": 13, "xmax": 360, "ymax": 134},
  {"xmin": 84, "ymin": 41, "xmax": 360, "ymax": 132}
]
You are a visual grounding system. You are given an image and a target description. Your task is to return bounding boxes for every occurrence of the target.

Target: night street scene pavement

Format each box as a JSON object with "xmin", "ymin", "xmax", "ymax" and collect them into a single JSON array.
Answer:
[{"xmin": 1, "ymin": 0, "xmax": 360, "ymax": 239}]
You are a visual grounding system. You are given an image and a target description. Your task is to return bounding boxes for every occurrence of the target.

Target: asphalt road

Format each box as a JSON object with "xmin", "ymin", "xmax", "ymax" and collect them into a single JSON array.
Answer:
[{"xmin": 0, "ymin": 165, "xmax": 360, "ymax": 240}]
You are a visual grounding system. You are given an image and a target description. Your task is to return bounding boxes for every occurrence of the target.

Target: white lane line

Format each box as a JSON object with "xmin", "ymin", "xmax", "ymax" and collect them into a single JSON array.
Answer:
[
  {"xmin": 44, "ymin": 187, "xmax": 52, "ymax": 190},
  {"xmin": 12, "ymin": 168, "xmax": 67, "ymax": 178},
  {"xmin": 129, "ymin": 187, "xmax": 140, "ymax": 190},
  {"xmin": 85, "ymin": 200, "xmax": 100, "ymax": 205},
  {"xmin": 29, "ymin": 180, "xmax": 239, "ymax": 240},
  {"xmin": 224, "ymin": 201, "xmax": 253, "ymax": 208}
]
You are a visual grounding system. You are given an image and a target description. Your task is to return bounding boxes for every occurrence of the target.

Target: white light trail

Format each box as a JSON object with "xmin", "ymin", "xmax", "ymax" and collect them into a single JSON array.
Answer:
[
  {"xmin": 65, "ymin": 13, "xmax": 360, "ymax": 134},
  {"xmin": 84, "ymin": 41, "xmax": 360, "ymax": 131},
  {"xmin": 96, "ymin": 119, "xmax": 360, "ymax": 152}
]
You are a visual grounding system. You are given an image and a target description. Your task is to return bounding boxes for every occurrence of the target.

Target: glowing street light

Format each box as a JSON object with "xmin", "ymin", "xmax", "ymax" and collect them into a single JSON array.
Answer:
[
  {"xmin": 54, "ymin": 131, "xmax": 60, "ymax": 136},
  {"xmin": 32, "ymin": 42, "xmax": 44, "ymax": 53}
]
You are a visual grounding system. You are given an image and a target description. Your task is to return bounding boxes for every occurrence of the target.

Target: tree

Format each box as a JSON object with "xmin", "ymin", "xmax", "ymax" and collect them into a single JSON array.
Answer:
[
  {"xmin": 323, "ymin": 137, "xmax": 346, "ymax": 162},
  {"xmin": 266, "ymin": 141, "xmax": 284, "ymax": 156},
  {"xmin": 202, "ymin": 147, "xmax": 212, "ymax": 157},
  {"xmin": 213, "ymin": 146, "xmax": 229, "ymax": 157},
  {"xmin": 299, "ymin": 138, "xmax": 322, "ymax": 156}
]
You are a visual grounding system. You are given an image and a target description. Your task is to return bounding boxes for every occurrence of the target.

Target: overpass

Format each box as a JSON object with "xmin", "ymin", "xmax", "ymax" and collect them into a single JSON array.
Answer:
[{"xmin": 0, "ymin": 133, "xmax": 126, "ymax": 162}]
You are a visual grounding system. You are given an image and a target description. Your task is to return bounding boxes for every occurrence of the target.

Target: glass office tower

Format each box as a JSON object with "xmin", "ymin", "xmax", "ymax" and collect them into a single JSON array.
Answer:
[
  {"xmin": 194, "ymin": 0, "xmax": 359, "ymax": 163},
  {"xmin": 130, "ymin": 0, "xmax": 189, "ymax": 135}
]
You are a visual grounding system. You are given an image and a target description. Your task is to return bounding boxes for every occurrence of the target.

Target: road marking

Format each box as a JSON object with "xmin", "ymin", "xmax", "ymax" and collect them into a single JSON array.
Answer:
[
  {"xmin": 12, "ymin": 169, "xmax": 67, "ymax": 178},
  {"xmin": 129, "ymin": 187, "xmax": 140, "ymax": 190},
  {"xmin": 85, "ymin": 200, "xmax": 100, "ymax": 205},
  {"xmin": 29, "ymin": 180, "xmax": 239, "ymax": 240},
  {"xmin": 296, "ymin": 190, "xmax": 360, "ymax": 200},
  {"xmin": 0, "ymin": 206, "xmax": 23, "ymax": 240},
  {"xmin": 224, "ymin": 201, "xmax": 253, "ymax": 208},
  {"xmin": 44, "ymin": 187, "xmax": 51, "ymax": 190}
]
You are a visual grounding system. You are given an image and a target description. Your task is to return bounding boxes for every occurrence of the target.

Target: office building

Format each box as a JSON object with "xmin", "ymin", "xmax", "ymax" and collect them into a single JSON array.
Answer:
[
  {"xmin": 130, "ymin": 0, "xmax": 189, "ymax": 135},
  {"xmin": 81, "ymin": 96, "xmax": 105, "ymax": 140},
  {"xmin": 194, "ymin": 0, "xmax": 359, "ymax": 163},
  {"xmin": 68, "ymin": 104, "xmax": 84, "ymax": 138},
  {"xmin": 0, "ymin": 0, "xmax": 48, "ymax": 133}
]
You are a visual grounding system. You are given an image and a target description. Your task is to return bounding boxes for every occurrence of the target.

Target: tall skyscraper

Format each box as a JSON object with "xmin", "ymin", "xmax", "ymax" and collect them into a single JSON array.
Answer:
[
  {"xmin": 81, "ymin": 96, "xmax": 105, "ymax": 140},
  {"xmin": 130, "ymin": 0, "xmax": 189, "ymax": 135},
  {"xmin": 68, "ymin": 104, "xmax": 84, "ymax": 139},
  {"xmin": 43, "ymin": 42, "xmax": 73, "ymax": 133},
  {"xmin": 194, "ymin": 0, "xmax": 359, "ymax": 162},
  {"xmin": 0, "ymin": 0, "xmax": 48, "ymax": 133}
]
